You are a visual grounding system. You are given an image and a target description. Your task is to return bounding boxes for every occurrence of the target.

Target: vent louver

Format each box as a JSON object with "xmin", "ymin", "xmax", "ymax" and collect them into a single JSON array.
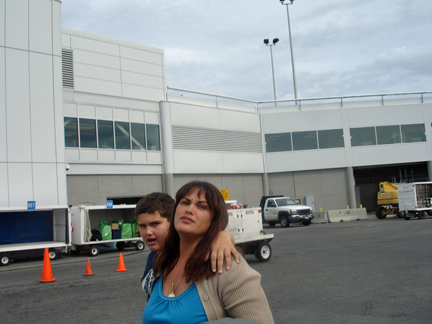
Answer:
[
  {"xmin": 172, "ymin": 126, "xmax": 262, "ymax": 153},
  {"xmin": 62, "ymin": 49, "xmax": 74, "ymax": 88}
]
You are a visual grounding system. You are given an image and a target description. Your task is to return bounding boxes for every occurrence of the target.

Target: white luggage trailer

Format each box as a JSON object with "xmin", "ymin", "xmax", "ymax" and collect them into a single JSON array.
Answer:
[
  {"xmin": 70, "ymin": 204, "xmax": 145, "ymax": 257},
  {"xmin": 397, "ymin": 182, "xmax": 432, "ymax": 220},
  {"xmin": 0, "ymin": 206, "xmax": 71, "ymax": 266},
  {"xmin": 225, "ymin": 201, "xmax": 274, "ymax": 262}
]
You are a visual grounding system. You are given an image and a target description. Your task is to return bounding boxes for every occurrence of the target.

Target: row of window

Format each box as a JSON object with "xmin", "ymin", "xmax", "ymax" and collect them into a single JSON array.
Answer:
[
  {"xmin": 64, "ymin": 117, "xmax": 161, "ymax": 151},
  {"xmin": 265, "ymin": 124, "xmax": 426, "ymax": 153}
]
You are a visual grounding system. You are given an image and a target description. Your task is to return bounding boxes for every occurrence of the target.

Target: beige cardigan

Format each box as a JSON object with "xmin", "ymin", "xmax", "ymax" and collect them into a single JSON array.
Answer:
[{"xmin": 155, "ymin": 255, "xmax": 274, "ymax": 324}]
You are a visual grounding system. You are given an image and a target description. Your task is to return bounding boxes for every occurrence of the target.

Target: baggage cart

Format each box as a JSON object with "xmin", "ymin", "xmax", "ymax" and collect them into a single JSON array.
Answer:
[{"xmin": 70, "ymin": 205, "xmax": 144, "ymax": 256}]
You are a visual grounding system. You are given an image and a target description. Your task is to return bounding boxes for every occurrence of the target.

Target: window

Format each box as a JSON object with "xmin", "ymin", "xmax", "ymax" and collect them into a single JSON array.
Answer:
[
  {"xmin": 376, "ymin": 125, "xmax": 401, "ymax": 145},
  {"xmin": 318, "ymin": 129, "xmax": 344, "ymax": 149},
  {"xmin": 64, "ymin": 116, "xmax": 161, "ymax": 151},
  {"xmin": 265, "ymin": 133, "xmax": 292, "ymax": 152},
  {"xmin": 146, "ymin": 124, "xmax": 160, "ymax": 151},
  {"xmin": 401, "ymin": 124, "xmax": 426, "ymax": 143},
  {"xmin": 97, "ymin": 120, "xmax": 114, "ymax": 149},
  {"xmin": 267, "ymin": 200, "xmax": 276, "ymax": 207},
  {"xmin": 292, "ymin": 131, "xmax": 318, "ymax": 151},
  {"xmin": 131, "ymin": 123, "xmax": 146, "ymax": 150},
  {"xmin": 64, "ymin": 117, "xmax": 78, "ymax": 147},
  {"xmin": 115, "ymin": 121, "xmax": 130, "ymax": 150},
  {"xmin": 350, "ymin": 127, "xmax": 376, "ymax": 146},
  {"xmin": 79, "ymin": 118, "xmax": 96, "ymax": 148}
]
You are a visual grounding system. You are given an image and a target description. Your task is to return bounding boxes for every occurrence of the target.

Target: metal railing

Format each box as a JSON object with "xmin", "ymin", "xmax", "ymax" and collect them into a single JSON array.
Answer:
[{"xmin": 166, "ymin": 87, "xmax": 432, "ymax": 111}]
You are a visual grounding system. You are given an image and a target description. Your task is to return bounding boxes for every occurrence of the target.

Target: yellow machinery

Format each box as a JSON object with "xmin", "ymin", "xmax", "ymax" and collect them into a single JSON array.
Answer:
[{"xmin": 376, "ymin": 182, "xmax": 402, "ymax": 219}]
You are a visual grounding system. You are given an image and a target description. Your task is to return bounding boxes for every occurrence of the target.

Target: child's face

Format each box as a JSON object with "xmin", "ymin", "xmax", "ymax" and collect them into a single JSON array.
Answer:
[{"xmin": 137, "ymin": 211, "xmax": 170, "ymax": 252}]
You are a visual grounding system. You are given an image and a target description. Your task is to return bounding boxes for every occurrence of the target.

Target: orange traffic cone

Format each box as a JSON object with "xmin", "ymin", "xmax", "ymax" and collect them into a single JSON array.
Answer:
[
  {"xmin": 40, "ymin": 248, "xmax": 55, "ymax": 283},
  {"xmin": 83, "ymin": 257, "xmax": 95, "ymax": 276},
  {"xmin": 116, "ymin": 253, "xmax": 127, "ymax": 272}
]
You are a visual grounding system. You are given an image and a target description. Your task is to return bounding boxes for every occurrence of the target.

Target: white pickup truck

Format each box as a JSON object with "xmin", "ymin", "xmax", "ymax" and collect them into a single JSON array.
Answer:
[{"xmin": 260, "ymin": 195, "xmax": 314, "ymax": 227}]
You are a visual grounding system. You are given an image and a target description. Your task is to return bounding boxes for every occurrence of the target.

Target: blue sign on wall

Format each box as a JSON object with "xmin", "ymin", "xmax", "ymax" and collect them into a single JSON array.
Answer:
[
  {"xmin": 27, "ymin": 201, "xmax": 36, "ymax": 210},
  {"xmin": 106, "ymin": 200, "xmax": 113, "ymax": 209}
]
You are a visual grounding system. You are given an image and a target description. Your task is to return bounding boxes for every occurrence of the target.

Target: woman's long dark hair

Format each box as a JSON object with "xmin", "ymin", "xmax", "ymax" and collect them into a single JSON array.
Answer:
[{"xmin": 153, "ymin": 181, "xmax": 228, "ymax": 282}]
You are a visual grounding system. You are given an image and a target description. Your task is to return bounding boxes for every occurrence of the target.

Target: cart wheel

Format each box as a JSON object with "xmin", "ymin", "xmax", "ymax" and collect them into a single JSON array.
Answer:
[
  {"xmin": 116, "ymin": 242, "xmax": 125, "ymax": 250},
  {"xmin": 135, "ymin": 241, "xmax": 145, "ymax": 251},
  {"xmin": 88, "ymin": 245, "xmax": 100, "ymax": 257},
  {"xmin": 48, "ymin": 249, "xmax": 59, "ymax": 260},
  {"xmin": 256, "ymin": 242, "xmax": 272, "ymax": 262},
  {"xmin": 1, "ymin": 254, "xmax": 11, "ymax": 266}
]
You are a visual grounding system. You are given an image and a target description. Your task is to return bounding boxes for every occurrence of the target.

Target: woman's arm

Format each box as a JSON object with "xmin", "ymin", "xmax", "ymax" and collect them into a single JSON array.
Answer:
[
  {"xmin": 219, "ymin": 256, "xmax": 274, "ymax": 324},
  {"xmin": 206, "ymin": 230, "xmax": 240, "ymax": 274}
]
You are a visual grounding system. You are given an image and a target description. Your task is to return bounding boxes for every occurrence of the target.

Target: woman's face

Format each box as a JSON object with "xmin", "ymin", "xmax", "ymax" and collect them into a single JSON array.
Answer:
[{"xmin": 174, "ymin": 188, "xmax": 213, "ymax": 238}]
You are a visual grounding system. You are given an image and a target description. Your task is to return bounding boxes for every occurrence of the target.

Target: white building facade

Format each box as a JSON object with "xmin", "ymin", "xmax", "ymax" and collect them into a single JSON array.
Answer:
[{"xmin": 1, "ymin": 0, "xmax": 431, "ymax": 213}]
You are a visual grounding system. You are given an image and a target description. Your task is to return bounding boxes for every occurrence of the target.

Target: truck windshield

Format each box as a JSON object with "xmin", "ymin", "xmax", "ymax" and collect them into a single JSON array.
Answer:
[{"xmin": 275, "ymin": 198, "xmax": 297, "ymax": 206}]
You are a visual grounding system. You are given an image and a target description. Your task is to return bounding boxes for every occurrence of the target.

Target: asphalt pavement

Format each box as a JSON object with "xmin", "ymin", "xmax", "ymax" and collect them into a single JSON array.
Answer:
[{"xmin": 1, "ymin": 216, "xmax": 431, "ymax": 324}]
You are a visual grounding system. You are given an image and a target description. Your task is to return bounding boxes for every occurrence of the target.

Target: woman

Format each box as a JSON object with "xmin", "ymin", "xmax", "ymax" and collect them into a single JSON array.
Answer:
[{"xmin": 142, "ymin": 181, "xmax": 274, "ymax": 324}]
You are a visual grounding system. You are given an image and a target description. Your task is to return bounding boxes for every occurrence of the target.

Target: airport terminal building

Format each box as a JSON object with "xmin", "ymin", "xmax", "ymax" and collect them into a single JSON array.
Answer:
[{"xmin": 1, "ymin": 0, "xmax": 432, "ymax": 213}]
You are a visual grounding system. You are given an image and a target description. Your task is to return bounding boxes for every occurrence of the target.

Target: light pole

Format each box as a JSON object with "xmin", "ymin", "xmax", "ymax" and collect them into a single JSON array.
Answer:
[
  {"xmin": 280, "ymin": 0, "xmax": 298, "ymax": 104},
  {"xmin": 264, "ymin": 38, "xmax": 279, "ymax": 106}
]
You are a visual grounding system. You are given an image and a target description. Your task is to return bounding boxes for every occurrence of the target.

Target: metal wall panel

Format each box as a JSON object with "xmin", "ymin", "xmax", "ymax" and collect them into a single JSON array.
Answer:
[
  {"xmin": 120, "ymin": 46, "xmax": 162, "ymax": 65},
  {"xmin": 121, "ymin": 58, "xmax": 164, "ymax": 77},
  {"xmin": 6, "ymin": 48, "xmax": 31, "ymax": 162},
  {"xmin": 29, "ymin": 0, "xmax": 52, "ymax": 54},
  {"xmin": 0, "ymin": 1, "xmax": 5, "ymax": 46},
  {"xmin": 8, "ymin": 163, "xmax": 33, "ymax": 208},
  {"xmin": 5, "ymin": 0, "xmax": 28, "ymax": 50},
  {"xmin": 29, "ymin": 52, "xmax": 56, "ymax": 163},
  {"xmin": 0, "ymin": 48, "xmax": 6, "ymax": 162},
  {"xmin": 0, "ymin": 163, "xmax": 9, "ymax": 206},
  {"xmin": 33, "ymin": 163, "xmax": 58, "ymax": 205}
]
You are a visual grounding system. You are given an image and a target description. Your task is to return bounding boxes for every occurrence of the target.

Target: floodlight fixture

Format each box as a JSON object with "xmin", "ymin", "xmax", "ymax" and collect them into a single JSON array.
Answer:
[{"xmin": 263, "ymin": 39, "xmax": 279, "ymax": 105}]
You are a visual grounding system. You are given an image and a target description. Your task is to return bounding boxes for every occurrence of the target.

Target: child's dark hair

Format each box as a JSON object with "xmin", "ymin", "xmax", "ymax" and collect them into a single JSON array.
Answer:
[{"xmin": 135, "ymin": 192, "xmax": 175, "ymax": 221}]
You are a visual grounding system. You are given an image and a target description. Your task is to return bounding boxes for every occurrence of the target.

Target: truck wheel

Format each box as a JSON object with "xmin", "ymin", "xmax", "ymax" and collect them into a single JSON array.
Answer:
[
  {"xmin": 417, "ymin": 212, "xmax": 425, "ymax": 220},
  {"xmin": 135, "ymin": 241, "xmax": 145, "ymax": 251},
  {"xmin": 256, "ymin": 242, "xmax": 272, "ymax": 262},
  {"xmin": 302, "ymin": 220, "xmax": 311, "ymax": 226},
  {"xmin": 88, "ymin": 245, "xmax": 100, "ymax": 257},
  {"xmin": 375, "ymin": 207, "xmax": 387, "ymax": 219},
  {"xmin": 1, "ymin": 254, "xmax": 11, "ymax": 266},
  {"xmin": 396, "ymin": 210, "xmax": 404, "ymax": 218},
  {"xmin": 48, "ymin": 249, "xmax": 59, "ymax": 260},
  {"xmin": 404, "ymin": 216, "xmax": 411, "ymax": 220},
  {"xmin": 116, "ymin": 242, "xmax": 125, "ymax": 251},
  {"xmin": 280, "ymin": 215, "xmax": 290, "ymax": 227},
  {"xmin": 427, "ymin": 210, "xmax": 432, "ymax": 216},
  {"xmin": 268, "ymin": 222, "xmax": 276, "ymax": 227}
]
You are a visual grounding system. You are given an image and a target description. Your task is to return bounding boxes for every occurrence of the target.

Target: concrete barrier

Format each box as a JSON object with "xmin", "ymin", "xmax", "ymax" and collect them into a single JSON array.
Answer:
[
  {"xmin": 327, "ymin": 208, "xmax": 368, "ymax": 223},
  {"xmin": 312, "ymin": 211, "xmax": 329, "ymax": 224}
]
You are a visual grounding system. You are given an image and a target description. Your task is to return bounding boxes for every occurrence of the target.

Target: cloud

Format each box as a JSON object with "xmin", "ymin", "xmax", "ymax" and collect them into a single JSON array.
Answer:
[{"xmin": 61, "ymin": 0, "xmax": 432, "ymax": 101}]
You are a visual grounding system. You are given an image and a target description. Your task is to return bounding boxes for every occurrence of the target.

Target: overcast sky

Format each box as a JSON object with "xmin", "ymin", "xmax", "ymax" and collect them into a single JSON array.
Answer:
[{"xmin": 61, "ymin": 0, "xmax": 432, "ymax": 102}]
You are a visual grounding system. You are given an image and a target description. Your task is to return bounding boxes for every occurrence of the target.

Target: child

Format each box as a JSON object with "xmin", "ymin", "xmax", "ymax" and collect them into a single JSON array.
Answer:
[{"xmin": 135, "ymin": 192, "xmax": 239, "ymax": 300}]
